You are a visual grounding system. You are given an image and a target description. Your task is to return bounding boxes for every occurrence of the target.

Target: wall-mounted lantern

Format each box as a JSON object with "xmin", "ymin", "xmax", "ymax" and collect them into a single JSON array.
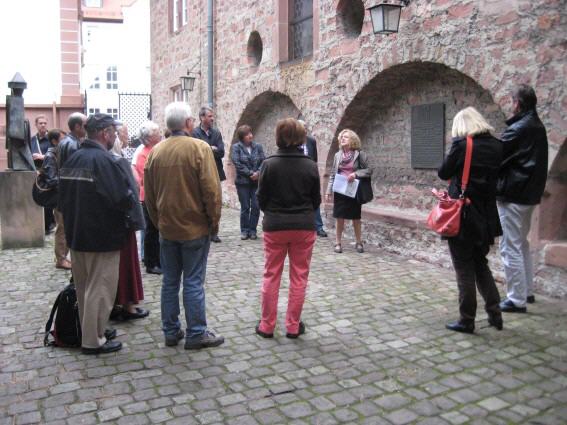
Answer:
[
  {"xmin": 180, "ymin": 74, "xmax": 196, "ymax": 92},
  {"xmin": 368, "ymin": 1, "xmax": 410, "ymax": 34}
]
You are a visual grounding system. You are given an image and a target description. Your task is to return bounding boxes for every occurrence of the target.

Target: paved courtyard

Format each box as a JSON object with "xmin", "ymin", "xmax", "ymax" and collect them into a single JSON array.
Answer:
[{"xmin": 1, "ymin": 207, "xmax": 566, "ymax": 425}]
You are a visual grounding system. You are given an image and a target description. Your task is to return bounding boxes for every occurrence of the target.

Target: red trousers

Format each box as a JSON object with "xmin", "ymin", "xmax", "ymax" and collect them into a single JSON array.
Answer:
[{"xmin": 258, "ymin": 230, "xmax": 316, "ymax": 334}]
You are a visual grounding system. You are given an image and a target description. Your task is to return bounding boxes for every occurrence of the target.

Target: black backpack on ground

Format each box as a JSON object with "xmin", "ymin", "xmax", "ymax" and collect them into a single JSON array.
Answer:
[{"xmin": 44, "ymin": 281, "xmax": 82, "ymax": 347}]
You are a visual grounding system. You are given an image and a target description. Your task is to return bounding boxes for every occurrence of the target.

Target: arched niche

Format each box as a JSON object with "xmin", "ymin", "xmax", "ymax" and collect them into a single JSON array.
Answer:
[
  {"xmin": 230, "ymin": 91, "xmax": 302, "ymax": 158},
  {"xmin": 327, "ymin": 61, "xmax": 506, "ymax": 212}
]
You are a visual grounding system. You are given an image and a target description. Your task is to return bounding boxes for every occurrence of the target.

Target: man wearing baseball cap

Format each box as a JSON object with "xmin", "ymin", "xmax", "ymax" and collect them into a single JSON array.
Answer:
[{"xmin": 59, "ymin": 113, "xmax": 135, "ymax": 354}]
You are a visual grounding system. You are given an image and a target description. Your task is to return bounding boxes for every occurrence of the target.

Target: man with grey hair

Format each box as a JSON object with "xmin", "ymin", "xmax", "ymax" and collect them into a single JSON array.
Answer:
[
  {"xmin": 132, "ymin": 121, "xmax": 162, "ymax": 275},
  {"xmin": 192, "ymin": 106, "xmax": 226, "ymax": 243},
  {"xmin": 51, "ymin": 112, "xmax": 87, "ymax": 270},
  {"xmin": 298, "ymin": 119, "xmax": 328, "ymax": 237},
  {"xmin": 144, "ymin": 102, "xmax": 224, "ymax": 349},
  {"xmin": 57, "ymin": 112, "xmax": 87, "ymax": 168}
]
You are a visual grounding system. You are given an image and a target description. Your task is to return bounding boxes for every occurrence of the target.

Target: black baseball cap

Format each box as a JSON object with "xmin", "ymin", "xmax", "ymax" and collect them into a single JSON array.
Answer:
[{"xmin": 85, "ymin": 113, "xmax": 122, "ymax": 132}]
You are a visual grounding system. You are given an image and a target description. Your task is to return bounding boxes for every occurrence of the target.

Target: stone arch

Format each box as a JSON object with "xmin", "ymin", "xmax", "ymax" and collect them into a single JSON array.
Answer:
[
  {"xmin": 230, "ymin": 90, "xmax": 302, "ymax": 157},
  {"xmin": 327, "ymin": 61, "xmax": 506, "ymax": 212}
]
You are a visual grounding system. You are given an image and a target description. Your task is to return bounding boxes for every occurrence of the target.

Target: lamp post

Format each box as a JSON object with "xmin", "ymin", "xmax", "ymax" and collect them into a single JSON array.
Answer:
[{"xmin": 368, "ymin": 1, "xmax": 410, "ymax": 34}]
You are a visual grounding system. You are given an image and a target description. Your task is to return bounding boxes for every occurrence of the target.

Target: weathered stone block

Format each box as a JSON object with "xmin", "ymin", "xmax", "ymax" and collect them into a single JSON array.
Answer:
[{"xmin": 0, "ymin": 171, "xmax": 44, "ymax": 249}]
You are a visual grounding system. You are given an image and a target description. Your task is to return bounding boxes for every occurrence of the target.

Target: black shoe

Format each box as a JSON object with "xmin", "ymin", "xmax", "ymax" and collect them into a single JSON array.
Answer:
[
  {"xmin": 286, "ymin": 322, "xmax": 306, "ymax": 339},
  {"xmin": 255, "ymin": 322, "xmax": 273, "ymax": 338},
  {"xmin": 146, "ymin": 266, "xmax": 162, "ymax": 275},
  {"xmin": 185, "ymin": 330, "xmax": 224, "ymax": 350},
  {"xmin": 104, "ymin": 328, "xmax": 117, "ymax": 340},
  {"xmin": 487, "ymin": 315, "xmax": 503, "ymax": 330},
  {"xmin": 527, "ymin": 295, "xmax": 535, "ymax": 304},
  {"xmin": 121, "ymin": 308, "xmax": 150, "ymax": 320},
  {"xmin": 211, "ymin": 235, "xmax": 222, "ymax": 243},
  {"xmin": 499, "ymin": 299, "xmax": 527, "ymax": 313},
  {"xmin": 165, "ymin": 329, "xmax": 185, "ymax": 347},
  {"xmin": 82, "ymin": 340, "xmax": 122, "ymax": 355},
  {"xmin": 249, "ymin": 233, "xmax": 258, "ymax": 240},
  {"xmin": 317, "ymin": 229, "xmax": 328, "ymax": 237},
  {"xmin": 241, "ymin": 233, "xmax": 249, "ymax": 240},
  {"xmin": 445, "ymin": 321, "xmax": 475, "ymax": 334}
]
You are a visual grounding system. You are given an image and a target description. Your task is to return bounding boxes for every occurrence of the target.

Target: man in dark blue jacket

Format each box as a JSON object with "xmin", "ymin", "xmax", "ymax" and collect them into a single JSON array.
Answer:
[
  {"xmin": 298, "ymin": 120, "xmax": 328, "ymax": 237},
  {"xmin": 497, "ymin": 85, "xmax": 548, "ymax": 313},
  {"xmin": 59, "ymin": 113, "xmax": 134, "ymax": 354},
  {"xmin": 192, "ymin": 106, "xmax": 226, "ymax": 242}
]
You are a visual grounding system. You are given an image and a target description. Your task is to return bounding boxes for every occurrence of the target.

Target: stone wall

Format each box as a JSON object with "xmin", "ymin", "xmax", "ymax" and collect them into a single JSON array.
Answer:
[{"xmin": 150, "ymin": 0, "xmax": 567, "ymax": 297}]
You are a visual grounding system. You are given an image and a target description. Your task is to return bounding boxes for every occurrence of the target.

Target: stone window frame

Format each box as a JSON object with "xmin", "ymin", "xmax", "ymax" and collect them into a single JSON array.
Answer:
[
  {"xmin": 169, "ymin": 0, "xmax": 188, "ymax": 34},
  {"xmin": 275, "ymin": 0, "xmax": 320, "ymax": 64}
]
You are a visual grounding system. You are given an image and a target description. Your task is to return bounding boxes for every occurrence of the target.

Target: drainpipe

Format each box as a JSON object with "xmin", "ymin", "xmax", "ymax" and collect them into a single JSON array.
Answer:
[{"xmin": 207, "ymin": 0, "xmax": 214, "ymax": 108}]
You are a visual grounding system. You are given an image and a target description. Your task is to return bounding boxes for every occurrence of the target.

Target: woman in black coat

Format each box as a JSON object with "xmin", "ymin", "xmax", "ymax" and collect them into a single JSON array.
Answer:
[
  {"xmin": 255, "ymin": 118, "xmax": 320, "ymax": 339},
  {"xmin": 437, "ymin": 107, "xmax": 503, "ymax": 334},
  {"xmin": 230, "ymin": 125, "xmax": 266, "ymax": 240}
]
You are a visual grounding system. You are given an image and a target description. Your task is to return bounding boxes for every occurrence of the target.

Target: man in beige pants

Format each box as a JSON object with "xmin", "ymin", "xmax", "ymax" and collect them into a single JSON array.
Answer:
[{"xmin": 59, "ymin": 113, "xmax": 134, "ymax": 354}]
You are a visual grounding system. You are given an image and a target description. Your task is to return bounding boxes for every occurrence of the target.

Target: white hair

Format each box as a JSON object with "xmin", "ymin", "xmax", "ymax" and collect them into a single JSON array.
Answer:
[
  {"xmin": 451, "ymin": 107, "xmax": 495, "ymax": 138},
  {"xmin": 165, "ymin": 102, "xmax": 192, "ymax": 131},
  {"xmin": 138, "ymin": 121, "xmax": 160, "ymax": 145}
]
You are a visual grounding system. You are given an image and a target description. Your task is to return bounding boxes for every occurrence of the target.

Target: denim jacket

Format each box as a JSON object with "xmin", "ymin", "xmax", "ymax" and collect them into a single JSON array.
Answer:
[{"xmin": 231, "ymin": 141, "xmax": 266, "ymax": 185}]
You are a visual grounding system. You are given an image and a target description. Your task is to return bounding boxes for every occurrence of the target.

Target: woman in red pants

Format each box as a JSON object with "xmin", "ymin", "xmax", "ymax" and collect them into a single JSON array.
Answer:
[{"xmin": 255, "ymin": 118, "xmax": 321, "ymax": 339}]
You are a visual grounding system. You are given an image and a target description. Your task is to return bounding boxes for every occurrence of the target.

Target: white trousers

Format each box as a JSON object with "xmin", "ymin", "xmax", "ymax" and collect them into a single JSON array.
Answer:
[{"xmin": 497, "ymin": 201, "xmax": 535, "ymax": 307}]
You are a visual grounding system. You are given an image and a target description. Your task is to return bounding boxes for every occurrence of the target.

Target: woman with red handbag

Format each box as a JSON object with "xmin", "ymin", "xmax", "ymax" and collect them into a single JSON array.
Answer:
[{"xmin": 438, "ymin": 107, "xmax": 503, "ymax": 334}]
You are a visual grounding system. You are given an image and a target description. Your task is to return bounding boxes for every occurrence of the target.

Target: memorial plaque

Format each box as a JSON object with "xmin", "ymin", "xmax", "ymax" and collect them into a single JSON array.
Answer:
[{"xmin": 411, "ymin": 103, "xmax": 445, "ymax": 169}]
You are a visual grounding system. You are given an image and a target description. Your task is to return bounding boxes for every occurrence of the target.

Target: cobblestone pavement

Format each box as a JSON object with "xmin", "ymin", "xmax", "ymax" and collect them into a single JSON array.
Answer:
[{"xmin": 1, "ymin": 207, "xmax": 566, "ymax": 425}]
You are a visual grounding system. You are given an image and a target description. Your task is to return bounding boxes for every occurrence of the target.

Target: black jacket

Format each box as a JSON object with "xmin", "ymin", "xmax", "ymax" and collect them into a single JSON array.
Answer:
[
  {"xmin": 114, "ymin": 155, "xmax": 145, "ymax": 232},
  {"xmin": 231, "ymin": 141, "xmax": 266, "ymax": 186},
  {"xmin": 438, "ymin": 133, "xmax": 503, "ymax": 246},
  {"xmin": 59, "ymin": 140, "xmax": 134, "ymax": 252},
  {"xmin": 192, "ymin": 126, "xmax": 226, "ymax": 181},
  {"xmin": 303, "ymin": 135, "xmax": 318, "ymax": 162},
  {"xmin": 257, "ymin": 148, "xmax": 321, "ymax": 232},
  {"xmin": 497, "ymin": 109, "xmax": 548, "ymax": 205},
  {"xmin": 41, "ymin": 146, "xmax": 59, "ymax": 188},
  {"xmin": 57, "ymin": 133, "xmax": 81, "ymax": 169}
]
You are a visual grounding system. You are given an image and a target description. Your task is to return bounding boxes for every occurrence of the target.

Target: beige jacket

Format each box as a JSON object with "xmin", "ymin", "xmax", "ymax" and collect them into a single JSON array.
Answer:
[
  {"xmin": 326, "ymin": 149, "xmax": 372, "ymax": 195},
  {"xmin": 144, "ymin": 135, "xmax": 221, "ymax": 241}
]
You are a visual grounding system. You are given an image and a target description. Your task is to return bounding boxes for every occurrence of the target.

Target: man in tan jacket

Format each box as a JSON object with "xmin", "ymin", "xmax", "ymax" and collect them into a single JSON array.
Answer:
[{"xmin": 144, "ymin": 102, "xmax": 224, "ymax": 350}]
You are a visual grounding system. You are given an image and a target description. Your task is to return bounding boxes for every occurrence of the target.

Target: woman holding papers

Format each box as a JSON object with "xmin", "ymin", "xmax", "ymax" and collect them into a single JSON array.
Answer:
[
  {"xmin": 326, "ymin": 129, "xmax": 372, "ymax": 253},
  {"xmin": 255, "ymin": 118, "xmax": 321, "ymax": 339}
]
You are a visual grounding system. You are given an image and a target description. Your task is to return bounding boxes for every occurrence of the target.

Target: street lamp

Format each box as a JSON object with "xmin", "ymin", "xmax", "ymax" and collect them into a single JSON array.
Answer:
[
  {"xmin": 368, "ymin": 1, "xmax": 410, "ymax": 34},
  {"xmin": 180, "ymin": 74, "xmax": 196, "ymax": 92}
]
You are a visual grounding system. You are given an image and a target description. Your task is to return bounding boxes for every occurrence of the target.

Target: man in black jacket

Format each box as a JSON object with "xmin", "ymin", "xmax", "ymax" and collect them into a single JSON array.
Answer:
[
  {"xmin": 57, "ymin": 112, "xmax": 87, "ymax": 169},
  {"xmin": 298, "ymin": 120, "xmax": 328, "ymax": 237},
  {"xmin": 59, "ymin": 113, "xmax": 134, "ymax": 354},
  {"xmin": 497, "ymin": 85, "xmax": 548, "ymax": 313},
  {"xmin": 192, "ymin": 106, "xmax": 226, "ymax": 242}
]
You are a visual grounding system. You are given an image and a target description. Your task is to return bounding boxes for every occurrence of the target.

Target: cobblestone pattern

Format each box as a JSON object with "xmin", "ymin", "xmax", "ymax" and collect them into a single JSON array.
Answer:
[{"xmin": 1, "ymin": 208, "xmax": 566, "ymax": 424}]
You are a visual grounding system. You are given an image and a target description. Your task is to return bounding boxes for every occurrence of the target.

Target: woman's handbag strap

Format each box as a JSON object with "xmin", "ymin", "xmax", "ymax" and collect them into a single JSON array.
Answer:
[{"xmin": 461, "ymin": 135, "xmax": 473, "ymax": 195}]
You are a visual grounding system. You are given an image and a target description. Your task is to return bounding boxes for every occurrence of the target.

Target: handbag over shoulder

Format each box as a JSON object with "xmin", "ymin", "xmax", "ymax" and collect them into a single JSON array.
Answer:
[{"xmin": 427, "ymin": 135, "xmax": 473, "ymax": 237}]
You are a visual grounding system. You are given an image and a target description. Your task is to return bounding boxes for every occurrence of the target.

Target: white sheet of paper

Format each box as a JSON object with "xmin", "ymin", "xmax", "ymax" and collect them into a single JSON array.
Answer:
[{"xmin": 332, "ymin": 174, "xmax": 359, "ymax": 198}]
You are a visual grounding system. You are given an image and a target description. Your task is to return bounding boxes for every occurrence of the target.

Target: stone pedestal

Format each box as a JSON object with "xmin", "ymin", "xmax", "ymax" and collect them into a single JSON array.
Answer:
[{"xmin": 0, "ymin": 171, "xmax": 44, "ymax": 249}]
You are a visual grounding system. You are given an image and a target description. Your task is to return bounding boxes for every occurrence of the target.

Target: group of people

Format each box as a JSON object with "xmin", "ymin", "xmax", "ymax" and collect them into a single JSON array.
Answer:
[
  {"xmin": 437, "ymin": 84, "xmax": 548, "ymax": 333},
  {"xmin": 38, "ymin": 82, "xmax": 547, "ymax": 355}
]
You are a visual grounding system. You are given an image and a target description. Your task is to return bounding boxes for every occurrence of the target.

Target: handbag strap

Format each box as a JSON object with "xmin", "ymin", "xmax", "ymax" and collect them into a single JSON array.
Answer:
[{"xmin": 461, "ymin": 135, "xmax": 473, "ymax": 195}]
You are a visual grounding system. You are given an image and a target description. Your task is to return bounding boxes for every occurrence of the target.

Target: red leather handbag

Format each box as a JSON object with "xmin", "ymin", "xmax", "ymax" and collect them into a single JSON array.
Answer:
[{"xmin": 427, "ymin": 136, "xmax": 473, "ymax": 237}]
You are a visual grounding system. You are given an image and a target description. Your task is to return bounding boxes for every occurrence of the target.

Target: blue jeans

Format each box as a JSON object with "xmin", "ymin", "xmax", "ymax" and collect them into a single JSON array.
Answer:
[
  {"xmin": 314, "ymin": 206, "xmax": 324, "ymax": 232},
  {"xmin": 236, "ymin": 184, "xmax": 260, "ymax": 235},
  {"xmin": 160, "ymin": 236, "xmax": 210, "ymax": 339}
]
